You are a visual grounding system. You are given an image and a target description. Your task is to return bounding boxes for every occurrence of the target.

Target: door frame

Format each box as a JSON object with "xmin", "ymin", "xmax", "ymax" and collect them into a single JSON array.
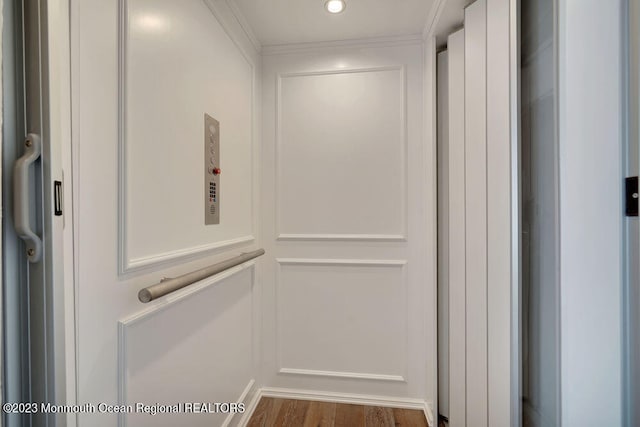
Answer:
[
  {"xmin": 509, "ymin": 0, "xmax": 522, "ymax": 424},
  {"xmin": 2, "ymin": 0, "xmax": 76, "ymax": 424},
  {"xmin": 557, "ymin": 0, "xmax": 626, "ymax": 424},
  {"xmin": 52, "ymin": 0, "xmax": 78, "ymax": 423},
  {"xmin": 2, "ymin": 0, "xmax": 68, "ymax": 425},
  {"xmin": 624, "ymin": 0, "xmax": 639, "ymax": 424},
  {"xmin": 48, "ymin": 0, "xmax": 78, "ymax": 424}
]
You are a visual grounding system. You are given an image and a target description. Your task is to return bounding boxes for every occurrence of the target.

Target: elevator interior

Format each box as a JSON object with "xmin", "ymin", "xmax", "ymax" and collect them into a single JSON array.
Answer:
[{"xmin": 2, "ymin": 0, "xmax": 635, "ymax": 426}]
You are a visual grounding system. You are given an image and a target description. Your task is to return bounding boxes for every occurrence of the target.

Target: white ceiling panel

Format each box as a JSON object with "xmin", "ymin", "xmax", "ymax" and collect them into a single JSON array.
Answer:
[{"xmin": 232, "ymin": 0, "xmax": 434, "ymax": 46}]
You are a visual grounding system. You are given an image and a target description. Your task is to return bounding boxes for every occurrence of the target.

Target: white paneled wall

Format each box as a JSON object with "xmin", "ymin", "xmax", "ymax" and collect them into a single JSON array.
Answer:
[
  {"xmin": 71, "ymin": 0, "xmax": 261, "ymax": 425},
  {"xmin": 275, "ymin": 67, "xmax": 406, "ymax": 240},
  {"xmin": 123, "ymin": 0, "xmax": 256, "ymax": 271},
  {"xmin": 120, "ymin": 266, "xmax": 255, "ymax": 427},
  {"xmin": 261, "ymin": 41, "xmax": 434, "ymax": 419},
  {"xmin": 276, "ymin": 260, "xmax": 408, "ymax": 381},
  {"xmin": 438, "ymin": 0, "xmax": 513, "ymax": 425}
]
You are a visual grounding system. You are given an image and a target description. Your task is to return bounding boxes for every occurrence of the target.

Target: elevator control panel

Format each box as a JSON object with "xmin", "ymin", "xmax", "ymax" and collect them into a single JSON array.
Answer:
[{"xmin": 204, "ymin": 114, "xmax": 220, "ymax": 225}]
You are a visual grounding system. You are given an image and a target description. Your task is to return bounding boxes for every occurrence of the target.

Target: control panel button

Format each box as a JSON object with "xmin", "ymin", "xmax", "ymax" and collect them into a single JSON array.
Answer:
[{"xmin": 205, "ymin": 114, "xmax": 220, "ymax": 226}]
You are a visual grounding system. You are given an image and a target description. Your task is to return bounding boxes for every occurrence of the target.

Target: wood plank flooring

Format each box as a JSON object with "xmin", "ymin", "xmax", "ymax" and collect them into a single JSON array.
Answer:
[{"xmin": 247, "ymin": 398, "xmax": 429, "ymax": 427}]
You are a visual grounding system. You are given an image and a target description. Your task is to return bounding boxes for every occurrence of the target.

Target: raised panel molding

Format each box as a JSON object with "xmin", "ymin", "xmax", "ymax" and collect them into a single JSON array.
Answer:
[
  {"xmin": 277, "ymin": 368, "xmax": 405, "ymax": 383},
  {"xmin": 125, "ymin": 236, "xmax": 255, "ymax": 271},
  {"xmin": 117, "ymin": 262, "xmax": 256, "ymax": 426},
  {"xmin": 117, "ymin": 0, "xmax": 257, "ymax": 275},
  {"xmin": 276, "ymin": 258, "xmax": 407, "ymax": 267},
  {"xmin": 276, "ymin": 233, "xmax": 406, "ymax": 242},
  {"xmin": 275, "ymin": 66, "xmax": 408, "ymax": 242},
  {"xmin": 275, "ymin": 259, "xmax": 409, "ymax": 383}
]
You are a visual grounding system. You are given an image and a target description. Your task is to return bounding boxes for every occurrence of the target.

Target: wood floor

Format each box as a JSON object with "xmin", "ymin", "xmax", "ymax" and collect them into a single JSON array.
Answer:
[{"xmin": 246, "ymin": 398, "xmax": 429, "ymax": 427}]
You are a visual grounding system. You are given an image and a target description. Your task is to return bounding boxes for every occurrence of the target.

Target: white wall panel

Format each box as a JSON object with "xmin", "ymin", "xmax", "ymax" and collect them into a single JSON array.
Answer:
[
  {"xmin": 446, "ymin": 28, "xmax": 466, "ymax": 427},
  {"xmin": 261, "ymin": 42, "xmax": 432, "ymax": 409},
  {"xmin": 122, "ymin": 0, "xmax": 255, "ymax": 271},
  {"xmin": 276, "ymin": 260, "xmax": 407, "ymax": 381},
  {"xmin": 464, "ymin": 1, "xmax": 488, "ymax": 425},
  {"xmin": 276, "ymin": 67, "xmax": 406, "ymax": 240},
  {"xmin": 120, "ymin": 266, "xmax": 254, "ymax": 427}
]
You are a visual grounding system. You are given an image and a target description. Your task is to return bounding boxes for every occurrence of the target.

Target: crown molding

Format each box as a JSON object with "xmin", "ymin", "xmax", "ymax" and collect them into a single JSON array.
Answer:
[
  {"xmin": 262, "ymin": 34, "xmax": 423, "ymax": 56},
  {"xmin": 423, "ymin": 0, "xmax": 448, "ymax": 40},
  {"xmin": 225, "ymin": 0, "xmax": 262, "ymax": 52}
]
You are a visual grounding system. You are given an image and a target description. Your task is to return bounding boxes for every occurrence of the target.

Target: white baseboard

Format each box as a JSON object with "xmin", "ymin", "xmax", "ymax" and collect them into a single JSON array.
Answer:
[
  {"xmin": 423, "ymin": 401, "xmax": 435, "ymax": 426},
  {"xmin": 237, "ymin": 387, "xmax": 435, "ymax": 426},
  {"xmin": 236, "ymin": 386, "xmax": 264, "ymax": 427},
  {"xmin": 222, "ymin": 379, "xmax": 256, "ymax": 427}
]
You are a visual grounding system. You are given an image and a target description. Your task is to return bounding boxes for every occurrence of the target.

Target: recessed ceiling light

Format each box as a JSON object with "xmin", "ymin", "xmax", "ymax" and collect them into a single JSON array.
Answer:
[
  {"xmin": 325, "ymin": 0, "xmax": 346, "ymax": 14},
  {"xmin": 136, "ymin": 14, "xmax": 169, "ymax": 32}
]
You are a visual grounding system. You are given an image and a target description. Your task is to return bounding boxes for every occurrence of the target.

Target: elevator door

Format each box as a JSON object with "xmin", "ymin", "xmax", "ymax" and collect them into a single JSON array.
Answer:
[
  {"xmin": 435, "ymin": 0, "xmax": 514, "ymax": 425},
  {"xmin": 3, "ymin": 0, "xmax": 69, "ymax": 425}
]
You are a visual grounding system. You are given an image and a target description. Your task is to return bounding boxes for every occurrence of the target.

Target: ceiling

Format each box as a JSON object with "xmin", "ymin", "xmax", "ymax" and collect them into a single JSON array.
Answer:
[{"xmin": 232, "ymin": 0, "xmax": 435, "ymax": 47}]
